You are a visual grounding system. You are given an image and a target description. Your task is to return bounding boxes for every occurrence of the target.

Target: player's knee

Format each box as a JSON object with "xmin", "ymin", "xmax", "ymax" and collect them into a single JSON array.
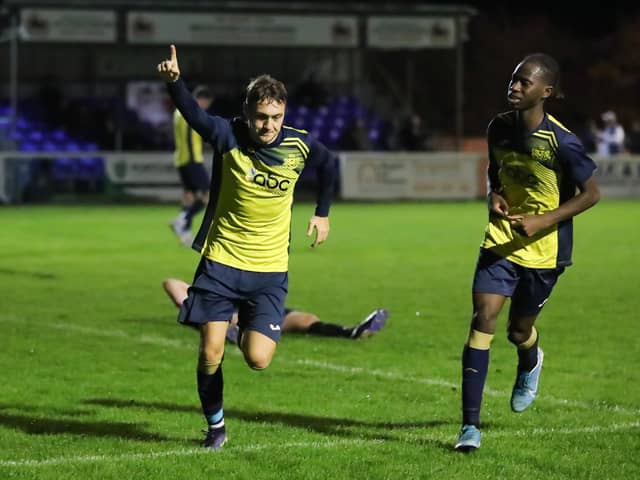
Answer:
[
  {"xmin": 306, "ymin": 313, "xmax": 320, "ymax": 323},
  {"xmin": 300, "ymin": 313, "xmax": 319, "ymax": 328},
  {"xmin": 243, "ymin": 351, "xmax": 273, "ymax": 370},
  {"xmin": 472, "ymin": 309, "xmax": 498, "ymax": 332},
  {"xmin": 198, "ymin": 353, "xmax": 222, "ymax": 375},
  {"xmin": 507, "ymin": 327, "xmax": 530, "ymax": 346},
  {"xmin": 199, "ymin": 345, "xmax": 224, "ymax": 369}
]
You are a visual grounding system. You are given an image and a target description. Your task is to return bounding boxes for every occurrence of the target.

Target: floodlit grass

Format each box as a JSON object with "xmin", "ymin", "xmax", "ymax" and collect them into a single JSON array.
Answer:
[{"xmin": 0, "ymin": 200, "xmax": 638, "ymax": 479}]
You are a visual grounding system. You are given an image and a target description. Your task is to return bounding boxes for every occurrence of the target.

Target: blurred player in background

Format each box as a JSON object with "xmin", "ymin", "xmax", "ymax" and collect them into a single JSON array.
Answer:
[
  {"xmin": 162, "ymin": 278, "xmax": 388, "ymax": 342},
  {"xmin": 594, "ymin": 110, "xmax": 626, "ymax": 157},
  {"xmin": 454, "ymin": 53, "xmax": 600, "ymax": 451},
  {"xmin": 170, "ymin": 85, "xmax": 214, "ymax": 246},
  {"xmin": 157, "ymin": 44, "xmax": 337, "ymax": 450}
]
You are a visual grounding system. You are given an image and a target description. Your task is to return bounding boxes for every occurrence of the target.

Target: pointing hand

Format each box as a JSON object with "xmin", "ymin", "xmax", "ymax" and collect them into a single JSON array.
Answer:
[{"xmin": 156, "ymin": 44, "xmax": 180, "ymax": 82}]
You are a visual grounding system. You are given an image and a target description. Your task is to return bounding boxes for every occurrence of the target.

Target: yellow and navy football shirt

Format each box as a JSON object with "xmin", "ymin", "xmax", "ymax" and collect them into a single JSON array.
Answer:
[
  {"xmin": 482, "ymin": 111, "xmax": 597, "ymax": 268},
  {"xmin": 167, "ymin": 79, "xmax": 336, "ymax": 273},
  {"xmin": 173, "ymin": 109, "xmax": 204, "ymax": 167}
]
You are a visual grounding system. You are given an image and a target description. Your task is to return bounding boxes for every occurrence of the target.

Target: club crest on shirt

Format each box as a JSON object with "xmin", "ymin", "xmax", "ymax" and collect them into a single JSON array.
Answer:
[
  {"xmin": 531, "ymin": 147, "xmax": 553, "ymax": 163},
  {"xmin": 283, "ymin": 153, "xmax": 304, "ymax": 170}
]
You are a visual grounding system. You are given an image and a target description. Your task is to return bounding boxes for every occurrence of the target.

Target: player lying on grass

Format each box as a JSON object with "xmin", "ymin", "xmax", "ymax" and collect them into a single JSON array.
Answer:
[{"xmin": 163, "ymin": 278, "xmax": 388, "ymax": 342}]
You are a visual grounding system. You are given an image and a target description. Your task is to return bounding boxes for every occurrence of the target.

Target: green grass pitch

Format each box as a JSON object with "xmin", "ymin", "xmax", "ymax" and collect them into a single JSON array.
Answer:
[{"xmin": 0, "ymin": 200, "xmax": 638, "ymax": 479}]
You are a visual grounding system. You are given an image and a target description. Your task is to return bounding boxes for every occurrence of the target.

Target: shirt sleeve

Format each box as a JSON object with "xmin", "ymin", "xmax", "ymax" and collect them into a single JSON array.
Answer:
[
  {"xmin": 558, "ymin": 133, "xmax": 598, "ymax": 186},
  {"xmin": 166, "ymin": 79, "xmax": 230, "ymax": 151},
  {"xmin": 305, "ymin": 138, "xmax": 338, "ymax": 217}
]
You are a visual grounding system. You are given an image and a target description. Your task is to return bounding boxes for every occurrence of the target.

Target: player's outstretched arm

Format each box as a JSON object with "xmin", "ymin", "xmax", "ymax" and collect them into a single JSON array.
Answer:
[{"xmin": 158, "ymin": 44, "xmax": 222, "ymax": 142}]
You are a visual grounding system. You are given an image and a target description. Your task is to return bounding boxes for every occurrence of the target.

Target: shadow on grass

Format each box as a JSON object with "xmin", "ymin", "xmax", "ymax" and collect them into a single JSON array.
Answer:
[
  {"xmin": 0, "ymin": 268, "xmax": 57, "ymax": 280},
  {"xmin": 0, "ymin": 402, "xmax": 92, "ymax": 418},
  {"xmin": 0, "ymin": 405, "xmax": 170, "ymax": 442},
  {"xmin": 85, "ymin": 397, "xmax": 455, "ymax": 449}
]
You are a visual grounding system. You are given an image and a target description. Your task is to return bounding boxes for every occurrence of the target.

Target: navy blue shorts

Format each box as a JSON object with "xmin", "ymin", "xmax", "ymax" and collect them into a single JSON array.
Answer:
[
  {"xmin": 472, "ymin": 248, "xmax": 564, "ymax": 317},
  {"xmin": 178, "ymin": 163, "xmax": 209, "ymax": 193},
  {"xmin": 178, "ymin": 258, "xmax": 288, "ymax": 341}
]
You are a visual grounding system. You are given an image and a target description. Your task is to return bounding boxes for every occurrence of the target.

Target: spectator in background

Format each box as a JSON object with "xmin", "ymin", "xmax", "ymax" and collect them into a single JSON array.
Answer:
[
  {"xmin": 396, "ymin": 112, "xmax": 431, "ymax": 151},
  {"xmin": 338, "ymin": 118, "xmax": 372, "ymax": 151},
  {"xmin": 626, "ymin": 119, "xmax": 640, "ymax": 154},
  {"xmin": 594, "ymin": 110, "xmax": 625, "ymax": 156},
  {"xmin": 572, "ymin": 113, "xmax": 597, "ymax": 153}
]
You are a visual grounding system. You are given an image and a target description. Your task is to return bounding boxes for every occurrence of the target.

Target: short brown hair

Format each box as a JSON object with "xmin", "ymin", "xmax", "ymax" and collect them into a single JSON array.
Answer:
[{"xmin": 245, "ymin": 74, "xmax": 287, "ymax": 108}]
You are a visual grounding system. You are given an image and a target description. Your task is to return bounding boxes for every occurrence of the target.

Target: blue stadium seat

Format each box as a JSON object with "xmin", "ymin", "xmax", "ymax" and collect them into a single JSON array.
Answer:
[
  {"xmin": 288, "ymin": 95, "xmax": 390, "ymax": 150},
  {"xmin": 312, "ymin": 117, "xmax": 326, "ymax": 128},
  {"xmin": 10, "ymin": 131, "xmax": 25, "ymax": 142},
  {"xmin": 334, "ymin": 117, "xmax": 346, "ymax": 129},
  {"xmin": 42, "ymin": 141, "xmax": 58, "ymax": 152},
  {"xmin": 77, "ymin": 157, "xmax": 105, "ymax": 181},
  {"xmin": 329, "ymin": 128, "xmax": 341, "ymax": 141},
  {"xmin": 51, "ymin": 129, "xmax": 68, "ymax": 141},
  {"xmin": 20, "ymin": 142, "xmax": 40, "ymax": 152},
  {"xmin": 51, "ymin": 158, "xmax": 77, "ymax": 181},
  {"xmin": 28, "ymin": 130, "xmax": 44, "ymax": 141}
]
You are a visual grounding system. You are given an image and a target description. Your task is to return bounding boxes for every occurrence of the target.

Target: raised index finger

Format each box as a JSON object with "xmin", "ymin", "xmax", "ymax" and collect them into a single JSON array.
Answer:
[{"xmin": 170, "ymin": 44, "xmax": 177, "ymax": 62}]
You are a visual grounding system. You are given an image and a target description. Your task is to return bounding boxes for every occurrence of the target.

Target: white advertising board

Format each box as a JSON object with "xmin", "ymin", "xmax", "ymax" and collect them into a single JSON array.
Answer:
[
  {"xmin": 367, "ymin": 16, "xmax": 456, "ymax": 49},
  {"xmin": 20, "ymin": 9, "xmax": 117, "ymax": 43},
  {"xmin": 127, "ymin": 12, "xmax": 358, "ymax": 47},
  {"xmin": 340, "ymin": 152, "xmax": 481, "ymax": 200}
]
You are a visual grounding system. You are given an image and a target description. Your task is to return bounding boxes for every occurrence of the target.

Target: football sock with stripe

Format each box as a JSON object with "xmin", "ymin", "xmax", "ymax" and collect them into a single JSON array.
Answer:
[
  {"xmin": 197, "ymin": 358, "xmax": 224, "ymax": 427},
  {"xmin": 461, "ymin": 329, "xmax": 493, "ymax": 426}
]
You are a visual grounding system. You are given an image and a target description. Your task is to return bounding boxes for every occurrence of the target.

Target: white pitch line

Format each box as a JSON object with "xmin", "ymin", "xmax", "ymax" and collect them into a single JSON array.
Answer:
[
  {"xmin": 2, "ymin": 422, "xmax": 638, "ymax": 469},
  {"xmin": 294, "ymin": 358, "xmax": 459, "ymax": 389},
  {"xmin": 50, "ymin": 323, "xmax": 193, "ymax": 350},
  {"xmin": 494, "ymin": 421, "xmax": 640, "ymax": 437},
  {"xmin": 0, "ymin": 438, "xmax": 378, "ymax": 468},
  {"xmin": 18, "ymin": 321, "xmax": 640, "ymax": 416},
  {"xmin": 295, "ymin": 359, "xmax": 640, "ymax": 416},
  {"xmin": 398, "ymin": 421, "xmax": 640, "ymax": 445},
  {"xmin": 47, "ymin": 322, "xmax": 244, "ymax": 356}
]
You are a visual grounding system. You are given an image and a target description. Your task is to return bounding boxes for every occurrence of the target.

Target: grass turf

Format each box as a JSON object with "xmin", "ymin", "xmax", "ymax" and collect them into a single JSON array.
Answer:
[{"xmin": 0, "ymin": 200, "xmax": 638, "ymax": 479}]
